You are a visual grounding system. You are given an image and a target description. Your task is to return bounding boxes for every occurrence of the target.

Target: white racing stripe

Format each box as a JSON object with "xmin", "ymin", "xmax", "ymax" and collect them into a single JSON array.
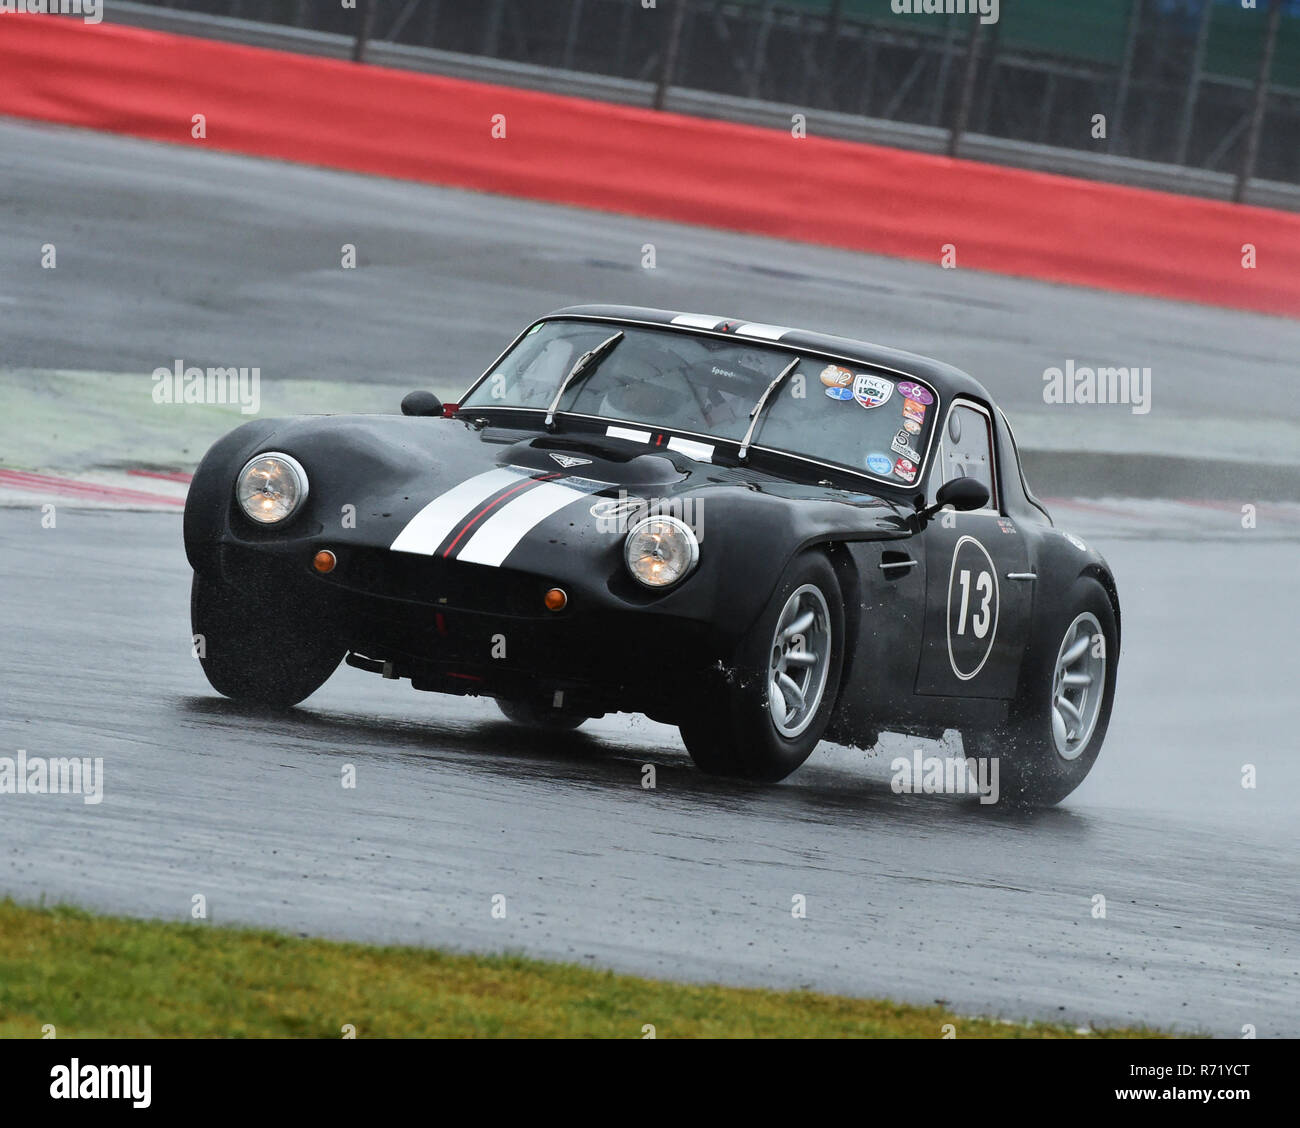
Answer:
[
  {"xmin": 604, "ymin": 425, "xmax": 713, "ymax": 462},
  {"xmin": 666, "ymin": 437, "xmax": 714, "ymax": 462},
  {"xmin": 390, "ymin": 467, "xmax": 529, "ymax": 555},
  {"xmin": 456, "ymin": 480, "xmax": 593, "ymax": 567},
  {"xmin": 733, "ymin": 322, "xmax": 791, "ymax": 340},
  {"xmin": 670, "ymin": 313, "xmax": 726, "ymax": 329}
]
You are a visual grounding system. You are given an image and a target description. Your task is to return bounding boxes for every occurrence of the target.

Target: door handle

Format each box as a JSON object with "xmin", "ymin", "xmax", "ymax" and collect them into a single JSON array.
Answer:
[
  {"xmin": 879, "ymin": 559, "xmax": 918, "ymax": 572},
  {"xmin": 1006, "ymin": 572, "xmax": 1036, "ymax": 581}
]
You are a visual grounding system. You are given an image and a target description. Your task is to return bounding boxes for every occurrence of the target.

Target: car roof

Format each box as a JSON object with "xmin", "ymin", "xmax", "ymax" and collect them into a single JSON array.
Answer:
[{"xmin": 544, "ymin": 304, "xmax": 995, "ymax": 407}]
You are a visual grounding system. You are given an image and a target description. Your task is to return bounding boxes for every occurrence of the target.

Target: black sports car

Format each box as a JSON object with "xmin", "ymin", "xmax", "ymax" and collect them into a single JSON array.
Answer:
[{"xmin": 185, "ymin": 305, "xmax": 1119, "ymax": 805}]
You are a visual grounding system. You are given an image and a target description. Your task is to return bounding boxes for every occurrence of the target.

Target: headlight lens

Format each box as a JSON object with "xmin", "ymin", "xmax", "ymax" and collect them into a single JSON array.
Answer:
[
  {"xmin": 236, "ymin": 452, "xmax": 309, "ymax": 525},
  {"xmin": 624, "ymin": 515, "xmax": 699, "ymax": 588}
]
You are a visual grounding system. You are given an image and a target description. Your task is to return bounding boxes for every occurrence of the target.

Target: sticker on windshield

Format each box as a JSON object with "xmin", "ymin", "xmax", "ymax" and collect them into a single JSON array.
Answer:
[
  {"xmin": 897, "ymin": 381, "xmax": 934, "ymax": 406},
  {"xmin": 825, "ymin": 387, "xmax": 854, "ymax": 401},
  {"xmin": 903, "ymin": 398, "xmax": 927, "ymax": 424},
  {"xmin": 866, "ymin": 452, "xmax": 894, "ymax": 476},
  {"xmin": 853, "ymin": 374, "xmax": 893, "ymax": 409},
  {"xmin": 903, "ymin": 419, "xmax": 921, "ymax": 435},
  {"xmin": 819, "ymin": 365, "xmax": 854, "ymax": 389},
  {"xmin": 890, "ymin": 431, "xmax": 921, "ymax": 462},
  {"xmin": 894, "ymin": 457, "xmax": 918, "ymax": 483}
]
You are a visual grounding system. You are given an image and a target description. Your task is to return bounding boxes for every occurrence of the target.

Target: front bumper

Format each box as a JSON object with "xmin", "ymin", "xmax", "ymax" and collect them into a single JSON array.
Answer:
[{"xmin": 213, "ymin": 539, "xmax": 724, "ymax": 719}]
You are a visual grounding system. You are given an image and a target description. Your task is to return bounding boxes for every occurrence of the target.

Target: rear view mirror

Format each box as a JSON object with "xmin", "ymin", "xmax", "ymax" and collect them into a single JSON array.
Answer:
[
  {"xmin": 935, "ymin": 476, "xmax": 989, "ymax": 512},
  {"xmin": 917, "ymin": 476, "xmax": 989, "ymax": 525},
  {"xmin": 401, "ymin": 390, "xmax": 443, "ymax": 417}
]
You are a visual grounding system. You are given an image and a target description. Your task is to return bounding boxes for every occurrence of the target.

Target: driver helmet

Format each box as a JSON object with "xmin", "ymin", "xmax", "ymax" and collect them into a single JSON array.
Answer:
[{"xmin": 593, "ymin": 351, "xmax": 685, "ymax": 420}]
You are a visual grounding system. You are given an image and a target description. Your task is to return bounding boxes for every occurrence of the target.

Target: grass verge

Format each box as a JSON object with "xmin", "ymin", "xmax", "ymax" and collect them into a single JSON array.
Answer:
[{"xmin": 0, "ymin": 900, "xmax": 1165, "ymax": 1038}]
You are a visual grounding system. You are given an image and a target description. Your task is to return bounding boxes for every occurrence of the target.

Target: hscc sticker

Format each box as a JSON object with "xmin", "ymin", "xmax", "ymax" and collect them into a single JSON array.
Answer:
[{"xmin": 853, "ymin": 374, "xmax": 893, "ymax": 409}]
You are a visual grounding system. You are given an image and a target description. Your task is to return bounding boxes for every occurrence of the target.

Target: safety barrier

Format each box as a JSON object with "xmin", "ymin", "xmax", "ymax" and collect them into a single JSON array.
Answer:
[{"xmin": 1, "ymin": 14, "xmax": 1296, "ymax": 316}]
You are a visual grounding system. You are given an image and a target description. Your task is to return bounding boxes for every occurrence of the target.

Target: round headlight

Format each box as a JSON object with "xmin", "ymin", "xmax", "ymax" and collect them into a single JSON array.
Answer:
[
  {"xmin": 236, "ymin": 452, "xmax": 308, "ymax": 525},
  {"xmin": 624, "ymin": 515, "xmax": 699, "ymax": 588}
]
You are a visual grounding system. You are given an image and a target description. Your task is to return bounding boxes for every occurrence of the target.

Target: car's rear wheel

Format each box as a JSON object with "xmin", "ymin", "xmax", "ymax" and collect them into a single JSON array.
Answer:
[
  {"xmin": 495, "ymin": 698, "xmax": 589, "ymax": 731},
  {"xmin": 678, "ymin": 552, "xmax": 843, "ymax": 782},
  {"xmin": 191, "ymin": 572, "xmax": 344, "ymax": 707},
  {"xmin": 965, "ymin": 576, "xmax": 1117, "ymax": 806}
]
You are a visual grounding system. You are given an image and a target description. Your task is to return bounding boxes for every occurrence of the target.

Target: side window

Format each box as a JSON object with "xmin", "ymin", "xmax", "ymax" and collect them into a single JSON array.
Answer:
[{"xmin": 930, "ymin": 402, "xmax": 997, "ymax": 508}]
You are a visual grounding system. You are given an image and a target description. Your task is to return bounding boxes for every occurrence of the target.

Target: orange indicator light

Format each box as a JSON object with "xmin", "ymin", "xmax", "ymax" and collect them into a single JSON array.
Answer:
[{"xmin": 544, "ymin": 587, "xmax": 568, "ymax": 611}]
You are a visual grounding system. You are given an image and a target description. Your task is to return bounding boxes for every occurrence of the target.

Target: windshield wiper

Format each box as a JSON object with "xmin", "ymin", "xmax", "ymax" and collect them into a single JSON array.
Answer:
[
  {"xmin": 545, "ymin": 332, "xmax": 624, "ymax": 429},
  {"xmin": 738, "ymin": 356, "xmax": 800, "ymax": 460}
]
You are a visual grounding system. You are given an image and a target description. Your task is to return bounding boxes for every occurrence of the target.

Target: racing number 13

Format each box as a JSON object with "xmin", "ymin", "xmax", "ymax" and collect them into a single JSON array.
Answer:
[{"xmin": 955, "ymin": 569, "xmax": 993, "ymax": 639}]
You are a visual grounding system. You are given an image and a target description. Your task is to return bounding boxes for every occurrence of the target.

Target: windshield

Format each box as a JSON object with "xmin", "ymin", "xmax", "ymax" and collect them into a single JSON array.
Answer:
[{"xmin": 462, "ymin": 319, "xmax": 939, "ymax": 486}]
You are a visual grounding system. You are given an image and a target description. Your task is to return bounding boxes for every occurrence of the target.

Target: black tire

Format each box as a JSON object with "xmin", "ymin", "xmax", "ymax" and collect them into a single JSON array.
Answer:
[
  {"xmin": 495, "ymin": 698, "xmax": 589, "ymax": 731},
  {"xmin": 191, "ymin": 571, "xmax": 344, "ymax": 708},
  {"xmin": 965, "ymin": 576, "xmax": 1118, "ymax": 806},
  {"xmin": 678, "ymin": 551, "xmax": 844, "ymax": 783}
]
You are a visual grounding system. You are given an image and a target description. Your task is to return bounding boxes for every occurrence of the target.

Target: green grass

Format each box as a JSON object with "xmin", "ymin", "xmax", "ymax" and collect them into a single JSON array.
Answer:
[{"xmin": 0, "ymin": 900, "xmax": 1165, "ymax": 1038}]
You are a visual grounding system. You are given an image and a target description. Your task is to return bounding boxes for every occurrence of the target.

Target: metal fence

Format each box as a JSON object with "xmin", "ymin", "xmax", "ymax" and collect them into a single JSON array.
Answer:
[{"xmin": 128, "ymin": 0, "xmax": 1300, "ymax": 192}]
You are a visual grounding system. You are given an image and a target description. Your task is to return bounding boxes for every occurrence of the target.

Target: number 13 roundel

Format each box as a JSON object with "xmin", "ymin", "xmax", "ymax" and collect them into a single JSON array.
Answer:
[{"xmin": 946, "ymin": 535, "xmax": 999, "ymax": 681}]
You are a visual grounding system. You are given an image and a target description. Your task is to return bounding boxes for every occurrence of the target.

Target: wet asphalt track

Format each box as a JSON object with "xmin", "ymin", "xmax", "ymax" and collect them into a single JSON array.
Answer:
[
  {"xmin": 2, "ymin": 510, "xmax": 1296, "ymax": 1037},
  {"xmin": 1, "ymin": 118, "xmax": 1298, "ymax": 1035}
]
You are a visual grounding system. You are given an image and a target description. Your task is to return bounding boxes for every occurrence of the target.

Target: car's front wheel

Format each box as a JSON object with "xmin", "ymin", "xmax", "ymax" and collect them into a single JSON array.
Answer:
[
  {"xmin": 966, "ymin": 576, "xmax": 1118, "ymax": 806},
  {"xmin": 678, "ymin": 551, "xmax": 844, "ymax": 782},
  {"xmin": 191, "ymin": 572, "xmax": 345, "ymax": 707}
]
